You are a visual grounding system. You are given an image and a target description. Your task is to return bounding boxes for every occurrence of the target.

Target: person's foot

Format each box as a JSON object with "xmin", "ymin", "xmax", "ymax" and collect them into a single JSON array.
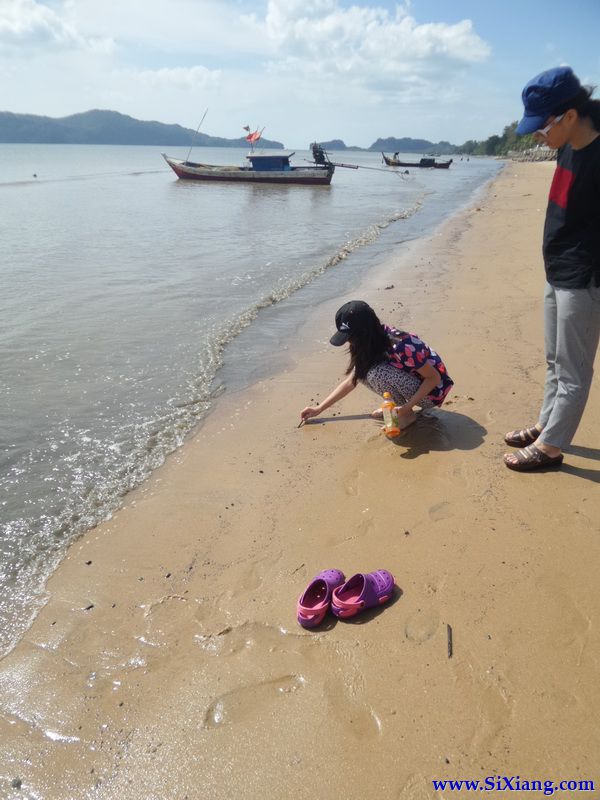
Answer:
[
  {"xmin": 533, "ymin": 441, "xmax": 561, "ymax": 458},
  {"xmin": 396, "ymin": 408, "xmax": 418, "ymax": 429},
  {"xmin": 504, "ymin": 424, "xmax": 542, "ymax": 447},
  {"xmin": 371, "ymin": 407, "xmax": 418, "ymax": 430},
  {"xmin": 503, "ymin": 443, "xmax": 563, "ymax": 471}
]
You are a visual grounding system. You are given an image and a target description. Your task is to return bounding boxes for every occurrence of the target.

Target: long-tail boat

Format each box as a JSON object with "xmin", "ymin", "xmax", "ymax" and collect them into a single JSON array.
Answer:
[
  {"xmin": 162, "ymin": 151, "xmax": 335, "ymax": 185},
  {"xmin": 382, "ymin": 153, "xmax": 453, "ymax": 169}
]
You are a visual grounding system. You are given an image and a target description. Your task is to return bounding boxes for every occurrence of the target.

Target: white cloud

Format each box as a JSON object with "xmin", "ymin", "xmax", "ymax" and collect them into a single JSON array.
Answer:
[
  {"xmin": 0, "ymin": 0, "xmax": 113, "ymax": 52},
  {"xmin": 0, "ymin": 0, "xmax": 497, "ymax": 145},
  {"xmin": 60, "ymin": 0, "xmax": 271, "ymax": 58},
  {"xmin": 135, "ymin": 65, "xmax": 221, "ymax": 91},
  {"xmin": 263, "ymin": 1, "xmax": 490, "ymax": 96}
]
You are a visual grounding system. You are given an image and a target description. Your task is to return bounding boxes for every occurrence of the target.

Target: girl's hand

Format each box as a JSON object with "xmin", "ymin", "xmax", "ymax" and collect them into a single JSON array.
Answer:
[
  {"xmin": 300, "ymin": 406, "xmax": 321, "ymax": 422},
  {"xmin": 299, "ymin": 376, "xmax": 355, "ymax": 424}
]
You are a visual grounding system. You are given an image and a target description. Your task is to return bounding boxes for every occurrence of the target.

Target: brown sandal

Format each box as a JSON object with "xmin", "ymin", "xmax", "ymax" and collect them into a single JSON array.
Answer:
[
  {"xmin": 504, "ymin": 445, "xmax": 563, "ymax": 472},
  {"xmin": 504, "ymin": 426, "xmax": 541, "ymax": 447}
]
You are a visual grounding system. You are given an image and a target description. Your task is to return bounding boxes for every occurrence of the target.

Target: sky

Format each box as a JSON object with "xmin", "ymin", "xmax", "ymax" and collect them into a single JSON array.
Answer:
[{"xmin": 1, "ymin": 0, "xmax": 599, "ymax": 148}]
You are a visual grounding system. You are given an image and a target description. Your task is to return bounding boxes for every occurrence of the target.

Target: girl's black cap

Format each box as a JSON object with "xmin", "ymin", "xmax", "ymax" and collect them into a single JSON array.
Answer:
[{"xmin": 330, "ymin": 300, "xmax": 374, "ymax": 346}]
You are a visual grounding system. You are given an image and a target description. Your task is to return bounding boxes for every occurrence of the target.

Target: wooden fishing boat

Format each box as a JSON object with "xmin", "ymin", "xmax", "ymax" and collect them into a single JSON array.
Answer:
[
  {"xmin": 382, "ymin": 153, "xmax": 453, "ymax": 169},
  {"xmin": 162, "ymin": 151, "xmax": 335, "ymax": 185}
]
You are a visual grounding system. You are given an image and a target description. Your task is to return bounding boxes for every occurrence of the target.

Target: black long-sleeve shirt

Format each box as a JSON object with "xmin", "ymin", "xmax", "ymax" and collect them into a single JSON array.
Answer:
[{"xmin": 543, "ymin": 135, "xmax": 600, "ymax": 288}]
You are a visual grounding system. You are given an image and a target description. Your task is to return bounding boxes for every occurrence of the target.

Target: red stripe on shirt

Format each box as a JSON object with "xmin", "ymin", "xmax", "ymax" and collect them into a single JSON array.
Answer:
[{"xmin": 548, "ymin": 164, "xmax": 575, "ymax": 209}]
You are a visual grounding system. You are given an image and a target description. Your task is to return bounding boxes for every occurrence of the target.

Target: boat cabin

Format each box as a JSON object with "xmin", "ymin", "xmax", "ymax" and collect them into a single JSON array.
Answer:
[{"xmin": 246, "ymin": 152, "xmax": 295, "ymax": 171}]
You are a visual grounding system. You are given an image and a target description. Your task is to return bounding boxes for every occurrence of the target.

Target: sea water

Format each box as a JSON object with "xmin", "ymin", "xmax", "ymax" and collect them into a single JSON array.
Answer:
[{"xmin": 0, "ymin": 144, "xmax": 501, "ymax": 654}]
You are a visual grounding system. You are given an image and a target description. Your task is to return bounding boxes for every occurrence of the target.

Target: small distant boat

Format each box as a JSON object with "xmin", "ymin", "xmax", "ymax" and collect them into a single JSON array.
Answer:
[
  {"xmin": 162, "ymin": 151, "xmax": 335, "ymax": 185},
  {"xmin": 382, "ymin": 153, "xmax": 453, "ymax": 169}
]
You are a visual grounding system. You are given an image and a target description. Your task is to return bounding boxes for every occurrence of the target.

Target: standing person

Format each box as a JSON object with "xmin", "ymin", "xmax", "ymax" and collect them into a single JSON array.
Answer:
[
  {"xmin": 504, "ymin": 66, "xmax": 600, "ymax": 471},
  {"xmin": 299, "ymin": 300, "xmax": 453, "ymax": 428}
]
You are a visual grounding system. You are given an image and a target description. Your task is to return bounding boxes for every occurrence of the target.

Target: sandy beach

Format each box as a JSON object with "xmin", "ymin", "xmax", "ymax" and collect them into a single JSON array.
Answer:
[{"xmin": 1, "ymin": 162, "xmax": 600, "ymax": 799}]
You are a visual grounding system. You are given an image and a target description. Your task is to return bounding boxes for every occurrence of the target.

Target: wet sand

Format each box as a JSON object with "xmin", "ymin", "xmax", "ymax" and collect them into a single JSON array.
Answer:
[{"xmin": 1, "ymin": 162, "xmax": 600, "ymax": 799}]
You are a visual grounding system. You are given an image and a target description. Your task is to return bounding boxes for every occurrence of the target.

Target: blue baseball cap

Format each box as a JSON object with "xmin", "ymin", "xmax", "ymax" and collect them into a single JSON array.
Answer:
[{"xmin": 516, "ymin": 66, "xmax": 581, "ymax": 135}]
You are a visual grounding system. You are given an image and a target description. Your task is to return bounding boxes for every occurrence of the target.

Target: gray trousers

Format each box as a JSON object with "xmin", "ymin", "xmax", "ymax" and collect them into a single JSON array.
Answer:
[{"xmin": 538, "ymin": 281, "xmax": 600, "ymax": 449}]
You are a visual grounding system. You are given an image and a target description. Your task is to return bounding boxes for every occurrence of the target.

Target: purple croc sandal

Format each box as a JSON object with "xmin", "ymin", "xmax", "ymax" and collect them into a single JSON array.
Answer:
[
  {"xmin": 331, "ymin": 570, "xmax": 395, "ymax": 619},
  {"xmin": 297, "ymin": 569, "xmax": 345, "ymax": 628}
]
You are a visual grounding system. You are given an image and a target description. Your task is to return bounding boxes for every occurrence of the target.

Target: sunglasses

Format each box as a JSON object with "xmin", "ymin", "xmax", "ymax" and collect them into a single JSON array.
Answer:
[{"xmin": 535, "ymin": 113, "xmax": 565, "ymax": 137}]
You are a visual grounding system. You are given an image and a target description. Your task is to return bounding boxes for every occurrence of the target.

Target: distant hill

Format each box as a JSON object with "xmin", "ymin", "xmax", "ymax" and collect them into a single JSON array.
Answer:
[
  {"xmin": 370, "ymin": 137, "xmax": 457, "ymax": 155},
  {"xmin": 0, "ymin": 110, "xmax": 460, "ymax": 153},
  {"xmin": 316, "ymin": 139, "xmax": 366, "ymax": 151},
  {"xmin": 313, "ymin": 136, "xmax": 458, "ymax": 154},
  {"xmin": 0, "ymin": 110, "xmax": 284, "ymax": 148}
]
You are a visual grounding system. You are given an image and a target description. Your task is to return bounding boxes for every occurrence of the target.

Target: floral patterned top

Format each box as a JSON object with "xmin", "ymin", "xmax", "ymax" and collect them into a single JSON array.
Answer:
[{"xmin": 384, "ymin": 325, "xmax": 453, "ymax": 406}]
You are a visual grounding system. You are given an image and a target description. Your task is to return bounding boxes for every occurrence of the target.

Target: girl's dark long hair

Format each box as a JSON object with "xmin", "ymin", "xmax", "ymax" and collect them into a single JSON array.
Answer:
[
  {"xmin": 554, "ymin": 85, "xmax": 600, "ymax": 131},
  {"xmin": 344, "ymin": 306, "xmax": 393, "ymax": 383}
]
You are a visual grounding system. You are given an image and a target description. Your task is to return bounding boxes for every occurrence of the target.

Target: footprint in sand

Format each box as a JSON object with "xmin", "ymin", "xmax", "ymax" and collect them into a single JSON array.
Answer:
[
  {"xmin": 322, "ymin": 676, "xmax": 383, "ymax": 740},
  {"xmin": 428, "ymin": 501, "xmax": 452, "ymax": 522},
  {"xmin": 342, "ymin": 515, "xmax": 374, "ymax": 543},
  {"xmin": 198, "ymin": 622, "xmax": 383, "ymax": 740},
  {"xmin": 404, "ymin": 609, "xmax": 440, "ymax": 643},
  {"xmin": 203, "ymin": 674, "xmax": 305, "ymax": 727},
  {"xmin": 536, "ymin": 576, "xmax": 592, "ymax": 664},
  {"xmin": 345, "ymin": 467, "xmax": 360, "ymax": 496},
  {"xmin": 135, "ymin": 594, "xmax": 213, "ymax": 650},
  {"xmin": 195, "ymin": 621, "xmax": 303, "ymax": 657},
  {"xmin": 452, "ymin": 660, "xmax": 513, "ymax": 753}
]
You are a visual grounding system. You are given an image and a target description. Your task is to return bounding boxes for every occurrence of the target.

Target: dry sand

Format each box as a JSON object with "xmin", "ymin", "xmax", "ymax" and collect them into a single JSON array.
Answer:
[{"xmin": 1, "ymin": 162, "xmax": 600, "ymax": 800}]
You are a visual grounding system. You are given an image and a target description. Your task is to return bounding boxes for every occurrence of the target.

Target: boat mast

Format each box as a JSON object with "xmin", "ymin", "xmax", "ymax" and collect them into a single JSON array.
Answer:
[{"xmin": 185, "ymin": 108, "xmax": 209, "ymax": 163}]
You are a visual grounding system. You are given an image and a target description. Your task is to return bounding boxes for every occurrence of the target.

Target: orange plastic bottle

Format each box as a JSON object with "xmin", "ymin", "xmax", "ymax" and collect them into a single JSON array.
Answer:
[{"xmin": 381, "ymin": 392, "xmax": 401, "ymax": 437}]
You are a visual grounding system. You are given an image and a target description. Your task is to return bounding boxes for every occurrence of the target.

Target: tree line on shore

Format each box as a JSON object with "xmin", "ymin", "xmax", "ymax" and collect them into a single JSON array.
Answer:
[
  {"xmin": 458, "ymin": 122, "xmax": 536, "ymax": 156},
  {"xmin": 333, "ymin": 121, "xmax": 538, "ymax": 156}
]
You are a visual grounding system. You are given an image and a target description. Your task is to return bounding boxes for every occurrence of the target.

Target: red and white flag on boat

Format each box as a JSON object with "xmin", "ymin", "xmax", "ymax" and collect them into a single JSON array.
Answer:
[{"xmin": 244, "ymin": 128, "xmax": 263, "ymax": 144}]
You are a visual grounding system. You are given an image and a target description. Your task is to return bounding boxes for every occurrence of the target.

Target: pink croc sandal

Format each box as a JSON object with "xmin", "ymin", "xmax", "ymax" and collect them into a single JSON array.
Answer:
[
  {"xmin": 331, "ymin": 570, "xmax": 394, "ymax": 619},
  {"xmin": 297, "ymin": 569, "xmax": 345, "ymax": 628}
]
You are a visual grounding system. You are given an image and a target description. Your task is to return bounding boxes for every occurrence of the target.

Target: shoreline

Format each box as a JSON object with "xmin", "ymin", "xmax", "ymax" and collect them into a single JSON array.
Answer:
[
  {"xmin": 2, "ymin": 161, "xmax": 600, "ymax": 799},
  {"xmin": 0, "ymin": 158, "xmax": 500, "ymax": 659}
]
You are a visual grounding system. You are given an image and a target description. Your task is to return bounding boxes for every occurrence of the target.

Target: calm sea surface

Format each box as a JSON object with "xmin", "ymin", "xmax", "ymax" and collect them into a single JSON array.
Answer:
[{"xmin": 0, "ymin": 144, "xmax": 501, "ymax": 653}]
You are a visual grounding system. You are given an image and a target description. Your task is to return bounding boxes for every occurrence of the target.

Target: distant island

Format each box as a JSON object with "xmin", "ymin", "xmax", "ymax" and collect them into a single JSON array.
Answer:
[
  {"xmin": 318, "ymin": 137, "xmax": 457, "ymax": 155},
  {"xmin": 0, "ymin": 109, "xmax": 464, "ymax": 153},
  {"xmin": 369, "ymin": 136, "xmax": 456, "ymax": 155},
  {"xmin": 0, "ymin": 107, "xmax": 539, "ymax": 160},
  {"xmin": 317, "ymin": 139, "xmax": 364, "ymax": 151},
  {"xmin": 0, "ymin": 110, "xmax": 284, "ymax": 149}
]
